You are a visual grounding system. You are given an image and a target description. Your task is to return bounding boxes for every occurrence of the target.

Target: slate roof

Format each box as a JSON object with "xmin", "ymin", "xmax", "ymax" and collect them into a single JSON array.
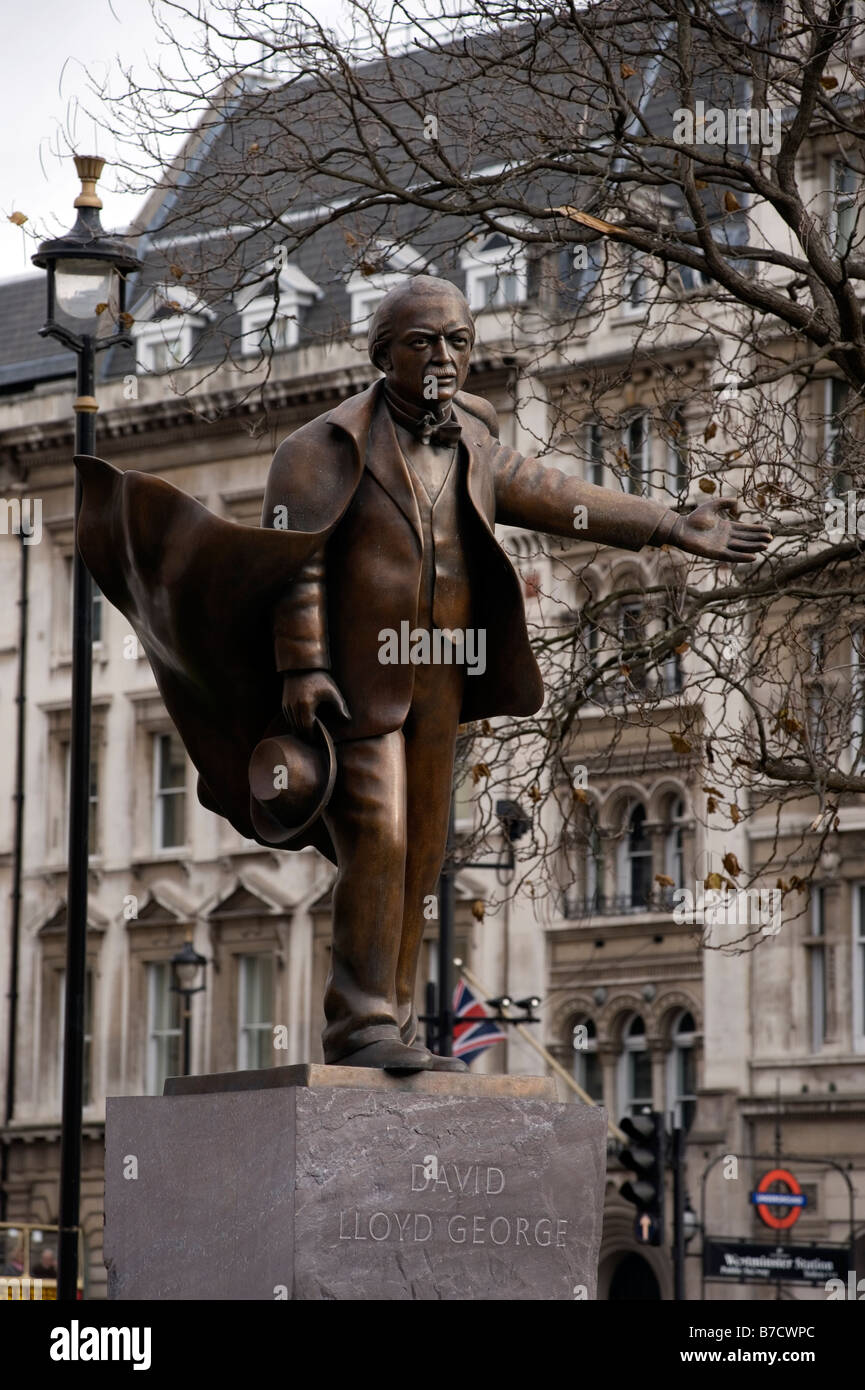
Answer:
[
  {"xmin": 0, "ymin": 10, "xmax": 760, "ymax": 395},
  {"xmin": 0, "ymin": 274, "xmax": 76, "ymax": 394}
]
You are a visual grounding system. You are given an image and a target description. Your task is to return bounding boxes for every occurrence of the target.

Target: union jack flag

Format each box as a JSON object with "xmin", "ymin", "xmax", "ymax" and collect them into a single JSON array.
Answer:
[{"xmin": 452, "ymin": 979, "xmax": 507, "ymax": 1065}]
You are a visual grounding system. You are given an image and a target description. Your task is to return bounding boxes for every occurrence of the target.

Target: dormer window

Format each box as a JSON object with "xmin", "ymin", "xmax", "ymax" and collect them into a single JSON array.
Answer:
[
  {"xmin": 236, "ymin": 263, "xmax": 322, "ymax": 355},
  {"xmin": 346, "ymin": 243, "xmax": 435, "ymax": 332},
  {"xmin": 461, "ymin": 230, "xmax": 528, "ymax": 310},
  {"xmin": 131, "ymin": 285, "xmax": 213, "ymax": 375}
]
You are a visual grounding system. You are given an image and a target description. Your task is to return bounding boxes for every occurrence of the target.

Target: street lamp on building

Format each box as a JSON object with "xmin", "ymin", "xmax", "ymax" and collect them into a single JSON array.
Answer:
[
  {"xmin": 170, "ymin": 941, "xmax": 208, "ymax": 1078},
  {"xmin": 32, "ymin": 155, "xmax": 140, "ymax": 1304}
]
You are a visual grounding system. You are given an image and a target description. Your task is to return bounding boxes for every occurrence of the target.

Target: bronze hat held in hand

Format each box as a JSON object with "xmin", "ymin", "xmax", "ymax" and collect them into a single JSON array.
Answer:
[{"xmin": 73, "ymin": 274, "xmax": 771, "ymax": 1072}]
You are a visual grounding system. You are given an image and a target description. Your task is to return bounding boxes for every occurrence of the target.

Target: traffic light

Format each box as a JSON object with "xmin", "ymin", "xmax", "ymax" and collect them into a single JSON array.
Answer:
[{"xmin": 618, "ymin": 1109, "xmax": 665, "ymax": 1246}]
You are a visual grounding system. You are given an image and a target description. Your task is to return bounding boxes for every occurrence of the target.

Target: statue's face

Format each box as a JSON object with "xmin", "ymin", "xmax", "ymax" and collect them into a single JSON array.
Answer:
[{"xmin": 379, "ymin": 292, "xmax": 473, "ymax": 407}]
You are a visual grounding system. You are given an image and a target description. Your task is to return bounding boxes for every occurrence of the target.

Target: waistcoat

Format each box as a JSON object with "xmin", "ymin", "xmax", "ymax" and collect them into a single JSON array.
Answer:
[{"xmin": 401, "ymin": 441, "xmax": 474, "ymax": 634}]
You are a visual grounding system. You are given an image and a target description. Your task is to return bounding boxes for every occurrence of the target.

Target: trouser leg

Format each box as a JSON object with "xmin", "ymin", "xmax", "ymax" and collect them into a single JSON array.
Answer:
[
  {"xmin": 320, "ymin": 730, "xmax": 407, "ymax": 1062},
  {"xmin": 396, "ymin": 661, "xmax": 465, "ymax": 1046}
]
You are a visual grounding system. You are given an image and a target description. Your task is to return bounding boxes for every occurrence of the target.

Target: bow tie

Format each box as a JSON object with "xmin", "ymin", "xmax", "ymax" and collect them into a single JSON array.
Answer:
[
  {"xmin": 385, "ymin": 391, "xmax": 462, "ymax": 447},
  {"xmin": 416, "ymin": 414, "xmax": 462, "ymax": 447}
]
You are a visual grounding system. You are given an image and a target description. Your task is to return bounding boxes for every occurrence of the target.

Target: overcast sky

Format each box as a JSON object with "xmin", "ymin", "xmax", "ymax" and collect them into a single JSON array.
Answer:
[
  {"xmin": 1, "ymin": 0, "xmax": 348, "ymax": 284},
  {"xmin": 1, "ymin": 1, "xmax": 189, "ymax": 281}
]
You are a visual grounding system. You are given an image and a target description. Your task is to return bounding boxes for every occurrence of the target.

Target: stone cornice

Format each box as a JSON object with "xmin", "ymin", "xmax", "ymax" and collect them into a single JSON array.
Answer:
[{"xmin": 0, "ymin": 352, "xmax": 517, "ymax": 474}]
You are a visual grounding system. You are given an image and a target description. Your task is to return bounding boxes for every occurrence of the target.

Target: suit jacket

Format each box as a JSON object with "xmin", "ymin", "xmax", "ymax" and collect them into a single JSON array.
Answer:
[
  {"xmin": 72, "ymin": 380, "xmax": 675, "ymax": 858},
  {"xmin": 262, "ymin": 379, "xmax": 674, "ymax": 740}
]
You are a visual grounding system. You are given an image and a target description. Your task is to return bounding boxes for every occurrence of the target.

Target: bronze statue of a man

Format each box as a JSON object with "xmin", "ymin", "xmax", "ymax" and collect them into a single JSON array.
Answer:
[{"xmin": 74, "ymin": 274, "xmax": 770, "ymax": 1073}]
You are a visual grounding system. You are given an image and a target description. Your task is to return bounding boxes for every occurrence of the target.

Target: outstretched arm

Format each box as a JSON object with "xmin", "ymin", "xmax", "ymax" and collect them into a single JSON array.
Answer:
[{"xmin": 492, "ymin": 443, "xmax": 771, "ymax": 560}]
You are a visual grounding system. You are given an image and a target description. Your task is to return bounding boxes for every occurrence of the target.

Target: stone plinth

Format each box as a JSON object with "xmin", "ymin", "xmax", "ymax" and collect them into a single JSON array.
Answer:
[{"xmin": 104, "ymin": 1066, "xmax": 607, "ymax": 1301}]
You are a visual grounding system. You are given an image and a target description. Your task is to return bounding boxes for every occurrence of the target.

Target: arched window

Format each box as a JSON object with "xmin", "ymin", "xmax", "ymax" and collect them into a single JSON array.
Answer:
[
  {"xmin": 667, "ymin": 1010, "xmax": 697, "ymax": 1131},
  {"xmin": 618, "ymin": 1013, "xmax": 652, "ymax": 1116},
  {"xmin": 664, "ymin": 799, "xmax": 686, "ymax": 898},
  {"xmin": 623, "ymin": 412, "xmax": 651, "ymax": 493},
  {"xmin": 584, "ymin": 813, "xmax": 603, "ymax": 909},
  {"xmin": 572, "ymin": 1017, "xmax": 603, "ymax": 1102},
  {"xmin": 619, "ymin": 804, "xmax": 652, "ymax": 909},
  {"xmin": 618, "ymin": 601, "xmax": 649, "ymax": 691}
]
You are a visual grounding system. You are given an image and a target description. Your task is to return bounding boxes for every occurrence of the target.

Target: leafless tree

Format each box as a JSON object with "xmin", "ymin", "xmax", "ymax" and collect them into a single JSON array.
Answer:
[{"xmin": 52, "ymin": 0, "xmax": 865, "ymax": 931}]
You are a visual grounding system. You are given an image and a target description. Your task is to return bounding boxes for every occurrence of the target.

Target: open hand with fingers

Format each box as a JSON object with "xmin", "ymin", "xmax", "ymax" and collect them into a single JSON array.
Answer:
[{"xmin": 667, "ymin": 498, "xmax": 772, "ymax": 563}]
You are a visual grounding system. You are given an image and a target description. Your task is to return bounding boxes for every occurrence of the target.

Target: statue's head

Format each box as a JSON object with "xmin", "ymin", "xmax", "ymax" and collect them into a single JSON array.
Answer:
[{"xmin": 368, "ymin": 274, "xmax": 475, "ymax": 408}]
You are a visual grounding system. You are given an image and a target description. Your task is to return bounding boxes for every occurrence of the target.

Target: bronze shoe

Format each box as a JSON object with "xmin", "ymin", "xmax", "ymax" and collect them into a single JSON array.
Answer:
[
  {"xmin": 424, "ymin": 1053, "xmax": 469, "ymax": 1073},
  {"xmin": 404, "ymin": 1039, "xmax": 468, "ymax": 1073},
  {"xmin": 335, "ymin": 1039, "xmax": 434, "ymax": 1071}
]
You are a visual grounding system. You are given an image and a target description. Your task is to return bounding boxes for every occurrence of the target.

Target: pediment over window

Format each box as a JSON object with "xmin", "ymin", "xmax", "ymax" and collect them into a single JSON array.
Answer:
[
  {"xmin": 36, "ymin": 902, "xmax": 107, "ymax": 935},
  {"xmin": 208, "ymin": 873, "xmax": 293, "ymax": 919},
  {"xmin": 234, "ymin": 264, "xmax": 322, "ymax": 314},
  {"xmin": 128, "ymin": 894, "xmax": 186, "ymax": 928},
  {"xmin": 129, "ymin": 284, "xmax": 215, "ymax": 373},
  {"xmin": 235, "ymin": 265, "xmax": 322, "ymax": 354}
]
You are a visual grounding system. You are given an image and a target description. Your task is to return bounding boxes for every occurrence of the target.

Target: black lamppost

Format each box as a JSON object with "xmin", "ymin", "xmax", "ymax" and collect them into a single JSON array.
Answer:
[
  {"xmin": 431, "ymin": 796, "xmax": 533, "ymax": 1055},
  {"xmin": 170, "ymin": 942, "xmax": 208, "ymax": 1077},
  {"xmin": 32, "ymin": 155, "xmax": 140, "ymax": 1303}
]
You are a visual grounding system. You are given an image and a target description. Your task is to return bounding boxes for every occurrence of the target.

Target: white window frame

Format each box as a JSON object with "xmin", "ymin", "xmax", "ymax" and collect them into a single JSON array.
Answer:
[
  {"xmin": 347, "ymin": 270, "xmax": 408, "ymax": 333},
  {"xmin": 236, "ymin": 264, "xmax": 322, "ymax": 355},
  {"xmin": 584, "ymin": 820, "xmax": 603, "ymax": 907},
  {"xmin": 830, "ymin": 157, "xmax": 859, "ymax": 257},
  {"xmin": 824, "ymin": 377, "xmax": 852, "ymax": 496},
  {"xmin": 239, "ymin": 301, "xmax": 299, "ymax": 353},
  {"xmin": 677, "ymin": 262, "xmax": 712, "ymax": 293},
  {"xmin": 807, "ymin": 629, "xmax": 827, "ymax": 757},
  {"xmin": 237, "ymin": 954, "xmax": 274, "ymax": 1070},
  {"xmin": 623, "ymin": 412, "xmax": 652, "ymax": 495},
  {"xmin": 809, "ymin": 886, "xmax": 827, "ymax": 1053},
  {"xmin": 130, "ymin": 284, "xmax": 214, "ymax": 375},
  {"xmin": 617, "ymin": 601, "xmax": 648, "ymax": 693},
  {"xmin": 146, "ymin": 961, "xmax": 182, "ymax": 1096},
  {"xmin": 133, "ymin": 315, "xmax": 203, "ymax": 375},
  {"xmin": 65, "ymin": 554, "xmax": 104, "ymax": 647},
  {"xmin": 853, "ymin": 884, "xmax": 865, "ymax": 1054},
  {"xmin": 617, "ymin": 1013, "xmax": 652, "ymax": 1116},
  {"xmin": 453, "ymin": 768, "xmax": 476, "ymax": 834},
  {"xmin": 572, "ymin": 1017, "xmax": 603, "ymax": 1102},
  {"xmin": 63, "ymin": 743, "xmax": 99, "ymax": 860},
  {"xmin": 58, "ymin": 966, "xmax": 94, "ymax": 1108},
  {"xmin": 617, "ymin": 803, "xmax": 652, "ymax": 907},
  {"xmin": 665, "ymin": 1010, "xmax": 697, "ymax": 1129},
  {"xmin": 585, "ymin": 421, "xmax": 605, "ymax": 487},
  {"xmin": 620, "ymin": 252, "xmax": 649, "ymax": 318},
  {"xmin": 665, "ymin": 407, "xmax": 688, "ymax": 500},
  {"xmin": 152, "ymin": 732, "xmax": 187, "ymax": 853},
  {"xmin": 850, "ymin": 628, "xmax": 865, "ymax": 772},
  {"xmin": 346, "ymin": 243, "xmax": 435, "ymax": 333},
  {"xmin": 664, "ymin": 799, "xmax": 686, "ymax": 889},
  {"xmin": 461, "ymin": 230, "xmax": 528, "ymax": 311}
]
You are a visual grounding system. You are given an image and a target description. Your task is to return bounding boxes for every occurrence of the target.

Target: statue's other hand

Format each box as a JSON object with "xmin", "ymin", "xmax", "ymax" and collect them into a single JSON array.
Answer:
[
  {"xmin": 281, "ymin": 670, "xmax": 351, "ymax": 738},
  {"xmin": 669, "ymin": 498, "xmax": 773, "ymax": 563}
]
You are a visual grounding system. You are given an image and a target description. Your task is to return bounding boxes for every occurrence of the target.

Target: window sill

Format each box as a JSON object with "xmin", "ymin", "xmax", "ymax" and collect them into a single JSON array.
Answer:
[
  {"xmin": 132, "ymin": 849, "xmax": 191, "ymax": 868},
  {"xmin": 51, "ymin": 644, "xmax": 109, "ymax": 672}
]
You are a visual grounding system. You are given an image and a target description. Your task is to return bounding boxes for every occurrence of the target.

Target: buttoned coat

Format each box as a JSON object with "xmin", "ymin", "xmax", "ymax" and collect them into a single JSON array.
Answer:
[{"xmin": 262, "ymin": 379, "xmax": 671, "ymax": 740}]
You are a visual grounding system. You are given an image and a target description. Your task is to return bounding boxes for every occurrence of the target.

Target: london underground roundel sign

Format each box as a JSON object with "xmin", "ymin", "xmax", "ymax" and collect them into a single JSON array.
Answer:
[{"xmin": 750, "ymin": 1168, "xmax": 807, "ymax": 1230}]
